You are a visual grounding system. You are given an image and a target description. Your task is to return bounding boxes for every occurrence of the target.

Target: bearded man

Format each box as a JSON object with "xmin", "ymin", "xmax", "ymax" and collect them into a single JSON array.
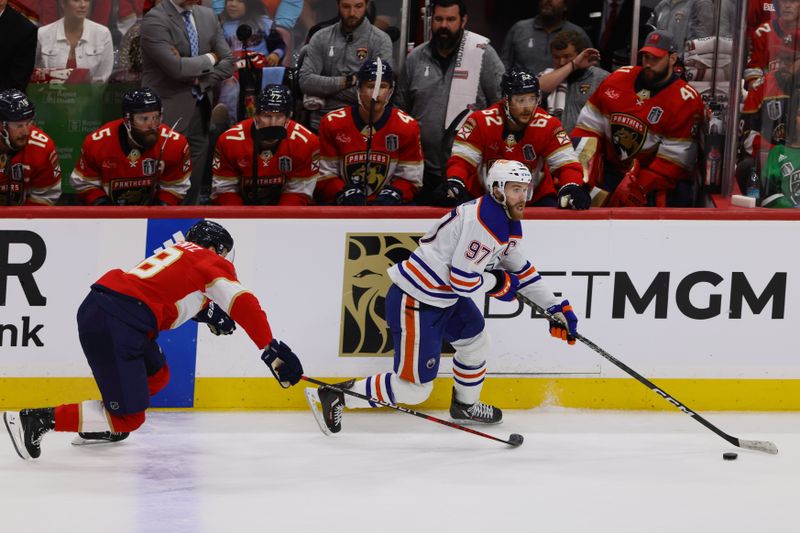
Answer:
[
  {"xmin": 395, "ymin": 0, "xmax": 505, "ymax": 205},
  {"xmin": 71, "ymin": 87, "xmax": 191, "ymax": 206},
  {"xmin": 571, "ymin": 30, "xmax": 705, "ymax": 208}
]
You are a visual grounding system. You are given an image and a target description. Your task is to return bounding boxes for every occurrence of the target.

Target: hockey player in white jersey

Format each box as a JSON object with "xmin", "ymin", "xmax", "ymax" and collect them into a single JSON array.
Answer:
[{"xmin": 308, "ymin": 160, "xmax": 579, "ymax": 433}]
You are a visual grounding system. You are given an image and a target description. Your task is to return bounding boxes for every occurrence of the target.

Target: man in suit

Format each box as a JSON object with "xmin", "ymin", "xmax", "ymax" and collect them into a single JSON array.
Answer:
[
  {"xmin": 0, "ymin": 0, "xmax": 37, "ymax": 92},
  {"xmin": 141, "ymin": 0, "xmax": 234, "ymax": 204}
]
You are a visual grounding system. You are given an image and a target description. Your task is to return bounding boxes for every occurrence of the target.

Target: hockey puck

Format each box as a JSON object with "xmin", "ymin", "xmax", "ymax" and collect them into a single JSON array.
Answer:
[
  {"xmin": 723, "ymin": 452, "xmax": 738, "ymax": 460},
  {"xmin": 507, "ymin": 433, "xmax": 524, "ymax": 447}
]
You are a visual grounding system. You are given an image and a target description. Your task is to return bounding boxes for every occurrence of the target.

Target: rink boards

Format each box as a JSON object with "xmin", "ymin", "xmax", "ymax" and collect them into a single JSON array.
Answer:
[{"xmin": 1, "ymin": 210, "xmax": 798, "ymax": 410}]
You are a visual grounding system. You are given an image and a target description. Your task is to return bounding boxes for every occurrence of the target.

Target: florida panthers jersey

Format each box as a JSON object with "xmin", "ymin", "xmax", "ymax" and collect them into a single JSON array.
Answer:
[
  {"xmin": 71, "ymin": 119, "xmax": 191, "ymax": 206},
  {"xmin": 0, "ymin": 126, "xmax": 61, "ymax": 206},
  {"xmin": 572, "ymin": 66, "xmax": 704, "ymax": 188},
  {"xmin": 316, "ymin": 105, "xmax": 424, "ymax": 204},
  {"xmin": 447, "ymin": 102, "xmax": 584, "ymax": 204},
  {"xmin": 741, "ymin": 71, "xmax": 792, "ymax": 161},
  {"xmin": 744, "ymin": 20, "xmax": 800, "ymax": 84},
  {"xmin": 211, "ymin": 118, "xmax": 320, "ymax": 206},
  {"xmin": 95, "ymin": 240, "xmax": 273, "ymax": 349},
  {"xmin": 388, "ymin": 195, "xmax": 560, "ymax": 310}
]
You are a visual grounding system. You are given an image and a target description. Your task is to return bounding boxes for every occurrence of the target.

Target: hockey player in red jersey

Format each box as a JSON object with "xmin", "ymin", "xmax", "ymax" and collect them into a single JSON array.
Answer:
[
  {"xmin": 306, "ymin": 160, "xmax": 578, "ymax": 434},
  {"xmin": 2, "ymin": 221, "xmax": 304, "ymax": 460},
  {"xmin": 0, "ymin": 89, "xmax": 61, "ymax": 206},
  {"xmin": 744, "ymin": 0, "xmax": 799, "ymax": 88},
  {"xmin": 440, "ymin": 68, "xmax": 588, "ymax": 209},
  {"xmin": 211, "ymin": 84, "xmax": 320, "ymax": 205},
  {"xmin": 572, "ymin": 30, "xmax": 704, "ymax": 207},
  {"xmin": 70, "ymin": 87, "xmax": 191, "ymax": 206},
  {"xmin": 315, "ymin": 59, "xmax": 424, "ymax": 206}
]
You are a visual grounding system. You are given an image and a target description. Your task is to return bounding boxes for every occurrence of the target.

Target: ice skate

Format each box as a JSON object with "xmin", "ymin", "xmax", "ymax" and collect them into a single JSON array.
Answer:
[
  {"xmin": 449, "ymin": 389, "xmax": 503, "ymax": 425},
  {"xmin": 3, "ymin": 408, "xmax": 55, "ymax": 460},
  {"xmin": 305, "ymin": 379, "xmax": 354, "ymax": 435},
  {"xmin": 71, "ymin": 431, "xmax": 130, "ymax": 446}
]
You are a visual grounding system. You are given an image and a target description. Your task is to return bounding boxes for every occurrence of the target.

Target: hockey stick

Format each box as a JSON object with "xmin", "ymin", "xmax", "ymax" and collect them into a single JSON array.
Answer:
[
  {"xmin": 360, "ymin": 57, "xmax": 383, "ymax": 206},
  {"xmin": 301, "ymin": 375, "xmax": 524, "ymax": 448},
  {"xmin": 516, "ymin": 294, "xmax": 778, "ymax": 454}
]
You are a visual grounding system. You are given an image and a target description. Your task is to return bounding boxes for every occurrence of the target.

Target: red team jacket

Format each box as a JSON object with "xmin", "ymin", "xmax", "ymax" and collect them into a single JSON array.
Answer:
[
  {"xmin": 96, "ymin": 240, "xmax": 274, "ymax": 350},
  {"xmin": 211, "ymin": 118, "xmax": 320, "ymax": 206},
  {"xmin": 741, "ymin": 71, "xmax": 793, "ymax": 161},
  {"xmin": 316, "ymin": 105, "xmax": 424, "ymax": 204},
  {"xmin": 0, "ymin": 126, "xmax": 61, "ymax": 206},
  {"xmin": 572, "ymin": 66, "xmax": 704, "ymax": 192},
  {"xmin": 447, "ymin": 102, "xmax": 584, "ymax": 205},
  {"xmin": 70, "ymin": 118, "xmax": 191, "ymax": 206}
]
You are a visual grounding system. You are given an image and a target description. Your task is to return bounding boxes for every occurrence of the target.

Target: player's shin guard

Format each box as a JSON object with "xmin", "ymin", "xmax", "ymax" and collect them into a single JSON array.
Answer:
[
  {"xmin": 344, "ymin": 373, "xmax": 433, "ymax": 408},
  {"xmin": 451, "ymin": 331, "xmax": 489, "ymax": 405}
]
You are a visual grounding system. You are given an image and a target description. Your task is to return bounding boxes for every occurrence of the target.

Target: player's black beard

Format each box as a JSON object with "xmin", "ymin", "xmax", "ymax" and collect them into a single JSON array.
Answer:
[
  {"xmin": 433, "ymin": 28, "xmax": 463, "ymax": 52},
  {"xmin": 131, "ymin": 129, "xmax": 158, "ymax": 150},
  {"xmin": 640, "ymin": 65, "xmax": 671, "ymax": 90}
]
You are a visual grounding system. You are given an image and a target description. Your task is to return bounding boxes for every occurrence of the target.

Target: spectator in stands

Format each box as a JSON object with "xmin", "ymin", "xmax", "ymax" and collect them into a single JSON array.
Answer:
[
  {"xmin": 395, "ymin": 0, "xmax": 504, "ymax": 205},
  {"xmin": 35, "ymin": 0, "xmax": 115, "ymax": 83},
  {"xmin": 500, "ymin": 0, "xmax": 591, "ymax": 76},
  {"xmin": 646, "ymin": 0, "xmax": 713, "ymax": 53},
  {"xmin": 0, "ymin": 0, "xmax": 37, "ymax": 92},
  {"xmin": 271, "ymin": 0, "xmax": 304, "ymax": 66},
  {"xmin": 9, "ymin": 0, "xmax": 58, "ymax": 25},
  {"xmin": 574, "ymin": 0, "xmax": 654, "ymax": 72},
  {"xmin": 744, "ymin": 0, "xmax": 799, "ymax": 89},
  {"xmin": 761, "ymin": 91, "xmax": 800, "ymax": 208},
  {"xmin": 0, "ymin": 89, "xmax": 62, "ymax": 206},
  {"xmin": 218, "ymin": 0, "xmax": 286, "ymax": 124},
  {"xmin": 538, "ymin": 30, "xmax": 608, "ymax": 133},
  {"xmin": 439, "ymin": 68, "xmax": 586, "ymax": 209},
  {"xmin": 298, "ymin": 0, "xmax": 392, "ymax": 131},
  {"xmin": 114, "ymin": 0, "xmax": 161, "ymax": 82},
  {"xmin": 141, "ymin": 0, "xmax": 234, "ymax": 205},
  {"xmin": 571, "ymin": 30, "xmax": 704, "ymax": 207},
  {"xmin": 71, "ymin": 87, "xmax": 191, "ymax": 206},
  {"xmin": 739, "ymin": 43, "xmax": 800, "ymax": 183},
  {"xmin": 211, "ymin": 84, "xmax": 320, "ymax": 205},
  {"xmin": 315, "ymin": 59, "xmax": 423, "ymax": 206}
]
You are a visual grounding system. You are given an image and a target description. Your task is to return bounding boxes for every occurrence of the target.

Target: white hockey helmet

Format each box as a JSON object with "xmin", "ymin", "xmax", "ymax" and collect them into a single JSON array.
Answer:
[{"xmin": 486, "ymin": 160, "xmax": 534, "ymax": 202}]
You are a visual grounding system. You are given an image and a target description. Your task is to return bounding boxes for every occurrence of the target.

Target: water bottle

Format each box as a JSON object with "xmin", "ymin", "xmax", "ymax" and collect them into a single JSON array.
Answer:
[{"xmin": 746, "ymin": 168, "xmax": 761, "ymax": 205}]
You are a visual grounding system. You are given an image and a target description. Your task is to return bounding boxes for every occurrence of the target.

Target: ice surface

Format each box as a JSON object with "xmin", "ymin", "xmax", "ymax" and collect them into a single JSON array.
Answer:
[{"xmin": 1, "ymin": 408, "xmax": 795, "ymax": 533}]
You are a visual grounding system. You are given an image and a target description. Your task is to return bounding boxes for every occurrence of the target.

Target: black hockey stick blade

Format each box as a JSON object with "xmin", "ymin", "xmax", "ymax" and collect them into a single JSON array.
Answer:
[
  {"xmin": 516, "ymin": 294, "xmax": 779, "ymax": 455},
  {"xmin": 301, "ymin": 376, "xmax": 523, "ymax": 448}
]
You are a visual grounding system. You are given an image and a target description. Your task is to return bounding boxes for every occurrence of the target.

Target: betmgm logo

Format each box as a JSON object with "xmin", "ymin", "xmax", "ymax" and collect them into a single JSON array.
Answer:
[
  {"xmin": 339, "ymin": 233, "xmax": 422, "ymax": 357},
  {"xmin": 1, "ymin": 231, "xmax": 46, "ymax": 347}
]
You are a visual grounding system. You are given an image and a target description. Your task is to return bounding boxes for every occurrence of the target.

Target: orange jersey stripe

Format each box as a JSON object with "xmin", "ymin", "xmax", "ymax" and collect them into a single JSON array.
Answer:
[
  {"xmin": 406, "ymin": 262, "xmax": 452, "ymax": 292},
  {"xmin": 453, "ymin": 367, "xmax": 486, "ymax": 380},
  {"xmin": 449, "ymin": 274, "xmax": 481, "ymax": 288},
  {"xmin": 400, "ymin": 296, "xmax": 417, "ymax": 382},
  {"xmin": 374, "ymin": 375, "xmax": 385, "ymax": 402}
]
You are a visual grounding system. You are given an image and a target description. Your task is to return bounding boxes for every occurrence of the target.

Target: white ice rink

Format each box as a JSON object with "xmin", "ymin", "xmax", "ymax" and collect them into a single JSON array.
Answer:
[{"xmin": 1, "ymin": 407, "xmax": 796, "ymax": 533}]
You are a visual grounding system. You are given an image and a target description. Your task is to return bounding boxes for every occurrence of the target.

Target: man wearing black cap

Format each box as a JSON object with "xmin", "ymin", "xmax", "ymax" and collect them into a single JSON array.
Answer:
[{"xmin": 571, "ymin": 30, "xmax": 705, "ymax": 207}]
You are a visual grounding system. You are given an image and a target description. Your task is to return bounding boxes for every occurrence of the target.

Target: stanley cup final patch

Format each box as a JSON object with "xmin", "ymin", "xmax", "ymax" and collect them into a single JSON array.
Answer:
[
  {"xmin": 279, "ymin": 156, "xmax": 293, "ymax": 172},
  {"xmin": 766, "ymin": 100, "xmax": 783, "ymax": 121},
  {"xmin": 647, "ymin": 106, "xmax": 664, "ymax": 125},
  {"xmin": 385, "ymin": 134, "xmax": 399, "ymax": 152},
  {"xmin": 142, "ymin": 158, "xmax": 158, "ymax": 177}
]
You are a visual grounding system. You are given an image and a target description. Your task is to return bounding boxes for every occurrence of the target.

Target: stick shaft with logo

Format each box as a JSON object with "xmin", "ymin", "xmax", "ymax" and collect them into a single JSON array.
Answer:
[{"xmin": 516, "ymin": 293, "xmax": 778, "ymax": 455}]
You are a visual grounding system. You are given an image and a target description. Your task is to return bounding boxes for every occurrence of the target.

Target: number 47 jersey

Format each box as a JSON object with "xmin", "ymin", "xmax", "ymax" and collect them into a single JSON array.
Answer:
[{"xmin": 388, "ymin": 194, "xmax": 560, "ymax": 310}]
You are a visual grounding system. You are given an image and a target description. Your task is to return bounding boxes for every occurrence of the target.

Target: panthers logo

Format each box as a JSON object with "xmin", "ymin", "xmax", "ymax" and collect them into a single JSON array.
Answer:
[
  {"xmin": 339, "ymin": 233, "xmax": 420, "ymax": 356},
  {"xmin": 610, "ymin": 113, "xmax": 648, "ymax": 162}
]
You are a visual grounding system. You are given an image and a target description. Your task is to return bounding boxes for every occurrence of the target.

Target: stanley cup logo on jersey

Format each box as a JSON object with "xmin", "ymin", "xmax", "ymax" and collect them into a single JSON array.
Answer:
[
  {"xmin": 610, "ymin": 113, "xmax": 648, "ymax": 161},
  {"xmin": 339, "ymin": 233, "xmax": 420, "ymax": 357}
]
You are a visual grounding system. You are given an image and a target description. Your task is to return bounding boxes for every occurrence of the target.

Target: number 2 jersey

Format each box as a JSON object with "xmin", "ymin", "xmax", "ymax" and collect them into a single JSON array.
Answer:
[
  {"xmin": 70, "ymin": 118, "xmax": 191, "ymax": 206},
  {"xmin": 95, "ymin": 240, "xmax": 274, "ymax": 349},
  {"xmin": 211, "ymin": 118, "xmax": 320, "ymax": 206},
  {"xmin": 315, "ymin": 105, "xmax": 424, "ymax": 204},
  {"xmin": 0, "ymin": 126, "xmax": 61, "ymax": 206},
  {"xmin": 447, "ymin": 102, "xmax": 584, "ymax": 205},
  {"xmin": 388, "ymin": 194, "xmax": 560, "ymax": 310}
]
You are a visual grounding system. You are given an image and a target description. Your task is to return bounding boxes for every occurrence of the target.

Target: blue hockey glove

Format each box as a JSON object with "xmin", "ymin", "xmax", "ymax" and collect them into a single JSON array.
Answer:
[
  {"xmin": 557, "ymin": 183, "xmax": 591, "ymax": 210},
  {"xmin": 337, "ymin": 182, "xmax": 366, "ymax": 206},
  {"xmin": 371, "ymin": 185, "xmax": 403, "ymax": 206},
  {"xmin": 546, "ymin": 299, "xmax": 578, "ymax": 345},
  {"xmin": 193, "ymin": 301, "xmax": 236, "ymax": 335},
  {"xmin": 487, "ymin": 270, "xmax": 520, "ymax": 302},
  {"xmin": 261, "ymin": 339, "xmax": 303, "ymax": 387}
]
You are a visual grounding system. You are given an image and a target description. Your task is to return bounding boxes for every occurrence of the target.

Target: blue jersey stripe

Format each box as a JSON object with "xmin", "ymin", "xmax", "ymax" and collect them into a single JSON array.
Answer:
[
  {"xmin": 410, "ymin": 252, "xmax": 447, "ymax": 286},
  {"xmin": 398, "ymin": 263, "xmax": 459, "ymax": 300}
]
